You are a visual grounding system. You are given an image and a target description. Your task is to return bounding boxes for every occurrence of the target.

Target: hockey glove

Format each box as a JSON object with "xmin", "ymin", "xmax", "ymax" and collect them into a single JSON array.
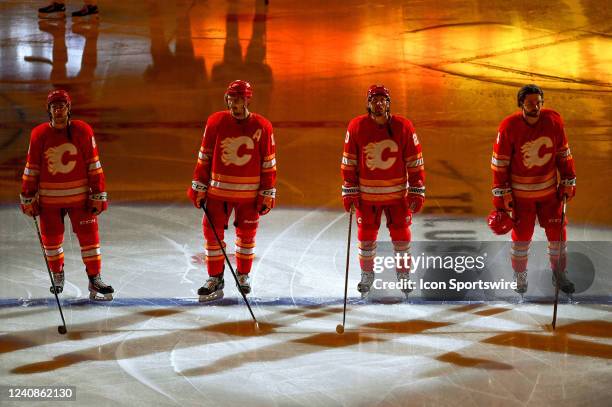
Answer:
[
  {"xmin": 20, "ymin": 193, "xmax": 39, "ymax": 217},
  {"xmin": 341, "ymin": 185, "xmax": 360, "ymax": 212},
  {"xmin": 257, "ymin": 188, "xmax": 276, "ymax": 215},
  {"xmin": 88, "ymin": 192, "xmax": 108, "ymax": 215},
  {"xmin": 492, "ymin": 187, "xmax": 513, "ymax": 211},
  {"xmin": 188, "ymin": 181, "xmax": 208, "ymax": 208},
  {"xmin": 406, "ymin": 182, "xmax": 425, "ymax": 213},
  {"xmin": 557, "ymin": 178, "xmax": 576, "ymax": 202}
]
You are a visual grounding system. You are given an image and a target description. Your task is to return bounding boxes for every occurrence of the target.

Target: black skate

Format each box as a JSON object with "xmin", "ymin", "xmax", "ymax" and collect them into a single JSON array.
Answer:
[
  {"xmin": 198, "ymin": 275, "xmax": 225, "ymax": 302},
  {"xmin": 71, "ymin": 5, "xmax": 99, "ymax": 21},
  {"xmin": 38, "ymin": 2, "xmax": 66, "ymax": 19},
  {"xmin": 396, "ymin": 271, "xmax": 413, "ymax": 297},
  {"xmin": 88, "ymin": 274, "xmax": 114, "ymax": 301},
  {"xmin": 236, "ymin": 273, "xmax": 251, "ymax": 295},
  {"xmin": 49, "ymin": 270, "xmax": 64, "ymax": 294},
  {"xmin": 552, "ymin": 270, "xmax": 575, "ymax": 295},
  {"xmin": 357, "ymin": 271, "xmax": 375, "ymax": 298},
  {"xmin": 514, "ymin": 270, "xmax": 528, "ymax": 300}
]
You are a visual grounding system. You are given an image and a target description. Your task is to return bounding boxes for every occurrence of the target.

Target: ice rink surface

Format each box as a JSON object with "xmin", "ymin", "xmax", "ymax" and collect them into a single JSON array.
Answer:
[
  {"xmin": 1, "ymin": 0, "xmax": 612, "ymax": 405},
  {"xmin": 2, "ymin": 206, "xmax": 612, "ymax": 406}
]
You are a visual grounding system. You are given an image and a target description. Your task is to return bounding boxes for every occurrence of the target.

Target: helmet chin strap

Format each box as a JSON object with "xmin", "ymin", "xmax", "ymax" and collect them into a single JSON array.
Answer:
[
  {"xmin": 230, "ymin": 107, "xmax": 250, "ymax": 120},
  {"xmin": 367, "ymin": 99, "xmax": 391, "ymax": 120},
  {"xmin": 368, "ymin": 108, "xmax": 390, "ymax": 122},
  {"xmin": 48, "ymin": 104, "xmax": 71, "ymax": 127},
  {"xmin": 367, "ymin": 103, "xmax": 392, "ymax": 137},
  {"xmin": 48, "ymin": 107, "xmax": 72, "ymax": 140},
  {"xmin": 225, "ymin": 94, "xmax": 251, "ymax": 120},
  {"xmin": 228, "ymin": 102, "xmax": 250, "ymax": 120}
]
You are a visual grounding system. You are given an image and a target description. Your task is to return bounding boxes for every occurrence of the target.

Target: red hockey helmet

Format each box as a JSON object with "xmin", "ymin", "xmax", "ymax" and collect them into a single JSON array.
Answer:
[
  {"xmin": 367, "ymin": 84, "xmax": 391, "ymax": 116},
  {"xmin": 367, "ymin": 84, "xmax": 390, "ymax": 102},
  {"xmin": 225, "ymin": 80, "xmax": 253, "ymax": 99},
  {"xmin": 487, "ymin": 210, "xmax": 513, "ymax": 235},
  {"xmin": 47, "ymin": 89, "xmax": 71, "ymax": 107}
]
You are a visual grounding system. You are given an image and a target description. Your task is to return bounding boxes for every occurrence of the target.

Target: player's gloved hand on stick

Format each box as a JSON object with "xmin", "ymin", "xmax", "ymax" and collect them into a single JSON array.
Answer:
[
  {"xmin": 88, "ymin": 192, "xmax": 108, "ymax": 215},
  {"xmin": 342, "ymin": 185, "xmax": 360, "ymax": 212},
  {"xmin": 492, "ymin": 187, "xmax": 513, "ymax": 211},
  {"xmin": 257, "ymin": 189, "xmax": 276, "ymax": 215},
  {"xmin": 20, "ymin": 194, "xmax": 39, "ymax": 217},
  {"xmin": 188, "ymin": 181, "xmax": 208, "ymax": 208},
  {"xmin": 405, "ymin": 193, "xmax": 424, "ymax": 213},
  {"xmin": 406, "ymin": 182, "xmax": 425, "ymax": 213},
  {"xmin": 558, "ymin": 179, "xmax": 576, "ymax": 202}
]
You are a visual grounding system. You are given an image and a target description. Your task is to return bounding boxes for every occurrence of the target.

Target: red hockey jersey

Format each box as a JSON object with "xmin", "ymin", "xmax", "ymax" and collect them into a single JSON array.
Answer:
[
  {"xmin": 191, "ymin": 111, "xmax": 276, "ymax": 203},
  {"xmin": 21, "ymin": 120, "xmax": 105, "ymax": 208},
  {"xmin": 491, "ymin": 109, "xmax": 576, "ymax": 200},
  {"xmin": 341, "ymin": 114, "xmax": 425, "ymax": 205}
]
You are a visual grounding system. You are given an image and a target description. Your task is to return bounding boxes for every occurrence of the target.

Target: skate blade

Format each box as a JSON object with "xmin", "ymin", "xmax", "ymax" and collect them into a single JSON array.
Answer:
[
  {"xmin": 50, "ymin": 287, "xmax": 64, "ymax": 294},
  {"xmin": 199, "ymin": 290, "xmax": 224, "ymax": 303},
  {"xmin": 89, "ymin": 291, "xmax": 113, "ymax": 301},
  {"xmin": 38, "ymin": 12, "xmax": 66, "ymax": 19},
  {"xmin": 237, "ymin": 286, "xmax": 251, "ymax": 295}
]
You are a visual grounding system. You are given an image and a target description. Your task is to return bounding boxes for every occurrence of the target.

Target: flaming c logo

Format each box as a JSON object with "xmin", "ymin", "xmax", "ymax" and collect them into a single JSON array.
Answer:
[
  {"xmin": 220, "ymin": 136, "xmax": 254, "ymax": 166},
  {"xmin": 364, "ymin": 140, "xmax": 398, "ymax": 170},
  {"xmin": 45, "ymin": 143, "xmax": 77, "ymax": 175},
  {"xmin": 521, "ymin": 137, "xmax": 552, "ymax": 169}
]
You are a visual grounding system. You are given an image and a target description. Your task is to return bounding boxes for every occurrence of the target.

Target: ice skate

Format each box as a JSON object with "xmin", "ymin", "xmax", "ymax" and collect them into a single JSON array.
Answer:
[
  {"xmin": 236, "ymin": 273, "xmax": 251, "ymax": 295},
  {"xmin": 514, "ymin": 270, "xmax": 528, "ymax": 301},
  {"xmin": 71, "ymin": 4, "xmax": 99, "ymax": 21},
  {"xmin": 88, "ymin": 274, "xmax": 114, "ymax": 301},
  {"xmin": 49, "ymin": 270, "xmax": 64, "ymax": 294},
  {"xmin": 357, "ymin": 271, "xmax": 375, "ymax": 298},
  {"xmin": 396, "ymin": 271, "xmax": 413, "ymax": 297},
  {"xmin": 552, "ymin": 270, "xmax": 575, "ymax": 296},
  {"xmin": 198, "ymin": 275, "xmax": 224, "ymax": 302},
  {"xmin": 38, "ymin": 2, "xmax": 66, "ymax": 19}
]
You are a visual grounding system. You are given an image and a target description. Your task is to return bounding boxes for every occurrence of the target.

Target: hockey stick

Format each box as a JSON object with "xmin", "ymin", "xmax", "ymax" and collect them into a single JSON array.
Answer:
[
  {"xmin": 551, "ymin": 195, "xmax": 567, "ymax": 330},
  {"xmin": 202, "ymin": 203, "xmax": 258, "ymax": 327},
  {"xmin": 33, "ymin": 216, "xmax": 68, "ymax": 335},
  {"xmin": 336, "ymin": 206, "xmax": 354, "ymax": 335}
]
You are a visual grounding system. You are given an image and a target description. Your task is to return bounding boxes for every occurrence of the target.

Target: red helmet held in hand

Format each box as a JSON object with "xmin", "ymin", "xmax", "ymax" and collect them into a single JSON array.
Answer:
[{"xmin": 487, "ymin": 210, "xmax": 513, "ymax": 235}]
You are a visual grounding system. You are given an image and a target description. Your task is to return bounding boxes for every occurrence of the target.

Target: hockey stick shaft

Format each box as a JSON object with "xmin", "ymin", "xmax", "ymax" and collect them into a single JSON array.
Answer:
[
  {"xmin": 552, "ymin": 195, "xmax": 567, "ymax": 330},
  {"xmin": 341, "ymin": 207, "xmax": 354, "ymax": 327},
  {"xmin": 33, "ymin": 216, "xmax": 67, "ymax": 331},
  {"xmin": 202, "ymin": 204, "xmax": 257, "ymax": 323}
]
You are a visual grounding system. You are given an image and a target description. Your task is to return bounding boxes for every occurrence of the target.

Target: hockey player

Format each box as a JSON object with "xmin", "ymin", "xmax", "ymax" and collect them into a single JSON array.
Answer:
[
  {"xmin": 488, "ymin": 84, "xmax": 576, "ymax": 296},
  {"xmin": 341, "ymin": 85, "xmax": 425, "ymax": 298},
  {"xmin": 188, "ymin": 80, "xmax": 276, "ymax": 302},
  {"xmin": 20, "ymin": 89, "xmax": 114, "ymax": 300}
]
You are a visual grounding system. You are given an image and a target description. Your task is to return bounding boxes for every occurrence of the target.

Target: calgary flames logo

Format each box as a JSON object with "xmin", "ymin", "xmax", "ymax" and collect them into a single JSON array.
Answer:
[
  {"xmin": 364, "ymin": 139, "xmax": 398, "ymax": 170},
  {"xmin": 520, "ymin": 137, "xmax": 552, "ymax": 169},
  {"xmin": 220, "ymin": 136, "xmax": 254, "ymax": 166},
  {"xmin": 45, "ymin": 143, "xmax": 77, "ymax": 175}
]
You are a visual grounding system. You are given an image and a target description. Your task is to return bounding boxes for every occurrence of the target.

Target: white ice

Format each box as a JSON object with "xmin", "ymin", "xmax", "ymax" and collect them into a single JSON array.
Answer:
[{"xmin": 1, "ymin": 206, "xmax": 611, "ymax": 406}]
